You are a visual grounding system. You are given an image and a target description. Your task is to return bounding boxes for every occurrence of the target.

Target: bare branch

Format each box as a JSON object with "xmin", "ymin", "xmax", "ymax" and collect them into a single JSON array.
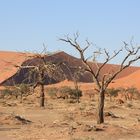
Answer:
[
  {"xmin": 60, "ymin": 34, "xmax": 140, "ymax": 93},
  {"xmin": 60, "ymin": 35, "xmax": 101, "ymax": 89},
  {"xmin": 95, "ymin": 48, "xmax": 122, "ymax": 79},
  {"xmin": 104, "ymin": 48, "xmax": 140, "ymax": 88},
  {"xmin": 14, "ymin": 65, "xmax": 37, "ymax": 69}
]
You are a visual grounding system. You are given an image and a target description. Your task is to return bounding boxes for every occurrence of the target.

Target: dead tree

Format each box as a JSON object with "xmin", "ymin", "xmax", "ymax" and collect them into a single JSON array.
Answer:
[
  {"xmin": 60, "ymin": 33, "xmax": 140, "ymax": 124},
  {"xmin": 15, "ymin": 49, "xmax": 63, "ymax": 107},
  {"xmin": 62, "ymin": 63, "xmax": 84, "ymax": 103}
]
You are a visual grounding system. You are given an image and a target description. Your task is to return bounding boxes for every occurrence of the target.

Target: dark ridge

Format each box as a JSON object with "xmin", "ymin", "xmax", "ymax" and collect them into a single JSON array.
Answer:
[{"xmin": 1, "ymin": 51, "xmax": 140, "ymax": 86}]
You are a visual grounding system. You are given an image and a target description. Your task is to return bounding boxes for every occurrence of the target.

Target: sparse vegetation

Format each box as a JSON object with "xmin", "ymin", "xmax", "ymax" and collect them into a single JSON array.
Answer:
[
  {"xmin": 14, "ymin": 84, "xmax": 31, "ymax": 102},
  {"xmin": 0, "ymin": 87, "xmax": 13, "ymax": 99},
  {"xmin": 0, "ymin": 82, "xmax": 140, "ymax": 139},
  {"xmin": 47, "ymin": 87, "xmax": 58, "ymax": 99},
  {"xmin": 125, "ymin": 87, "xmax": 140, "ymax": 100},
  {"xmin": 106, "ymin": 88, "xmax": 120, "ymax": 101},
  {"xmin": 59, "ymin": 86, "xmax": 82, "ymax": 101},
  {"xmin": 47, "ymin": 86, "xmax": 83, "ymax": 102},
  {"xmin": 0, "ymin": 84, "xmax": 31, "ymax": 102}
]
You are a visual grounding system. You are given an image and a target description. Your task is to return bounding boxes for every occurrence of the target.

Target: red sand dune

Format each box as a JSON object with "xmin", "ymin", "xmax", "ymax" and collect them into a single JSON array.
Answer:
[
  {"xmin": 48, "ymin": 69, "xmax": 140, "ymax": 92},
  {"xmin": 110, "ymin": 69, "xmax": 140, "ymax": 90},
  {"xmin": 0, "ymin": 51, "xmax": 30, "ymax": 84},
  {"xmin": 47, "ymin": 80, "xmax": 96, "ymax": 92},
  {"xmin": 0, "ymin": 51, "xmax": 140, "ymax": 87}
]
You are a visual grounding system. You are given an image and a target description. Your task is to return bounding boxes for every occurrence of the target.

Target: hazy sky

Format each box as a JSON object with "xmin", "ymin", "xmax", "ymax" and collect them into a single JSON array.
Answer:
[{"xmin": 0, "ymin": 0, "xmax": 140, "ymax": 61}]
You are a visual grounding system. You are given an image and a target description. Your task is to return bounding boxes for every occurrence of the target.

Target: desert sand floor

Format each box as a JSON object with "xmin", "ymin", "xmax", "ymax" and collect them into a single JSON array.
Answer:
[{"xmin": 0, "ymin": 95, "xmax": 140, "ymax": 140}]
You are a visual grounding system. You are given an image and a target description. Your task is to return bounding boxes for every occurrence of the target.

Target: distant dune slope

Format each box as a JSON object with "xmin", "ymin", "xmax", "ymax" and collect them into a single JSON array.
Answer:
[
  {"xmin": 0, "ymin": 51, "xmax": 140, "ymax": 86},
  {"xmin": 0, "ymin": 51, "xmax": 29, "ymax": 84},
  {"xmin": 110, "ymin": 69, "xmax": 140, "ymax": 89}
]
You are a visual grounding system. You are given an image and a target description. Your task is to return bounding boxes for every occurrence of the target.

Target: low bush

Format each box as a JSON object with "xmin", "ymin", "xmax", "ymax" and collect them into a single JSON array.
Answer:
[
  {"xmin": 47, "ymin": 87, "xmax": 58, "ymax": 98},
  {"xmin": 58, "ymin": 86, "xmax": 73, "ymax": 99},
  {"xmin": 0, "ymin": 87, "xmax": 13, "ymax": 99},
  {"xmin": 59, "ymin": 86, "xmax": 72, "ymax": 94},
  {"xmin": 0, "ymin": 84, "xmax": 31, "ymax": 101},
  {"xmin": 70, "ymin": 88, "xmax": 82, "ymax": 99},
  {"xmin": 106, "ymin": 88, "xmax": 120, "ymax": 101},
  {"xmin": 59, "ymin": 86, "xmax": 82, "ymax": 102},
  {"xmin": 14, "ymin": 84, "xmax": 31, "ymax": 101}
]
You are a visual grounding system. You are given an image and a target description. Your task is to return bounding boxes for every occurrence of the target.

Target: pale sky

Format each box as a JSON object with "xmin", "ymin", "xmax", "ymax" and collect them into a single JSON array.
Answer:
[{"xmin": 0, "ymin": 0, "xmax": 140, "ymax": 64}]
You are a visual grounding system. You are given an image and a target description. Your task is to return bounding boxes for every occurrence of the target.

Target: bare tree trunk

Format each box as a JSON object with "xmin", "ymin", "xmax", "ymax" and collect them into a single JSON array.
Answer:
[
  {"xmin": 97, "ymin": 90, "xmax": 105, "ymax": 124},
  {"xmin": 39, "ymin": 68, "xmax": 45, "ymax": 107},
  {"xmin": 20, "ymin": 92, "xmax": 23, "ymax": 103},
  {"xmin": 40, "ymin": 84, "xmax": 45, "ymax": 107}
]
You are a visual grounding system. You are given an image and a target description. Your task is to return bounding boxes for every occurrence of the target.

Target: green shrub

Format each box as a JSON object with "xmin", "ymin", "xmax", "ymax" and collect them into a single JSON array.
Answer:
[
  {"xmin": 1, "ymin": 88, "xmax": 13, "ymax": 95},
  {"xmin": 69, "ymin": 88, "xmax": 82, "ymax": 99},
  {"xmin": 47, "ymin": 87, "xmax": 58, "ymax": 98},
  {"xmin": 58, "ymin": 86, "xmax": 72, "ymax": 99},
  {"xmin": 59, "ymin": 86, "xmax": 82, "ymax": 102},
  {"xmin": 106, "ymin": 88, "xmax": 120, "ymax": 101},
  {"xmin": 14, "ymin": 84, "xmax": 30, "ymax": 97},
  {"xmin": 59, "ymin": 86, "xmax": 72, "ymax": 94},
  {"xmin": 0, "ymin": 84, "xmax": 30, "ymax": 100},
  {"xmin": 107, "ymin": 88, "xmax": 120, "ymax": 97},
  {"xmin": 0, "ymin": 87, "xmax": 13, "ymax": 98},
  {"xmin": 126, "ymin": 87, "xmax": 139, "ymax": 94}
]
